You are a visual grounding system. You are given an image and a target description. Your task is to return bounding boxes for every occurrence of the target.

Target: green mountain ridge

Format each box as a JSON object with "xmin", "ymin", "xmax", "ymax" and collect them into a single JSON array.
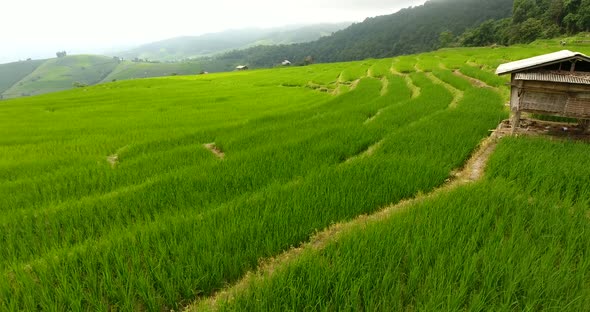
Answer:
[
  {"xmin": 115, "ymin": 23, "xmax": 352, "ymax": 62},
  {"xmin": 0, "ymin": 56, "xmax": 202, "ymax": 99},
  {"xmin": 1, "ymin": 0, "xmax": 550, "ymax": 99},
  {"xmin": 206, "ymin": 0, "xmax": 514, "ymax": 71}
]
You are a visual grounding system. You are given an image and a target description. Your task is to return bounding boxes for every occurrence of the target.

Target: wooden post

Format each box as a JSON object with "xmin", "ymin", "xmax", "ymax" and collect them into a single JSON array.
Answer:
[
  {"xmin": 579, "ymin": 119, "xmax": 590, "ymax": 133},
  {"xmin": 510, "ymin": 76, "xmax": 523, "ymax": 135},
  {"xmin": 511, "ymin": 110, "xmax": 521, "ymax": 134}
]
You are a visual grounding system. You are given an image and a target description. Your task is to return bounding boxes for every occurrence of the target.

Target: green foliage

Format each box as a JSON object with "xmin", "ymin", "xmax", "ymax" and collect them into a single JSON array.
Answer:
[
  {"xmin": 438, "ymin": 31, "xmax": 455, "ymax": 48},
  {"xmin": 460, "ymin": 0, "xmax": 590, "ymax": 46},
  {"xmin": 0, "ymin": 60, "xmax": 45, "ymax": 96},
  {"xmin": 2, "ymin": 55, "xmax": 119, "ymax": 98},
  {"xmin": 1, "ymin": 56, "xmax": 202, "ymax": 99},
  {"xmin": 213, "ymin": 138, "xmax": 590, "ymax": 311},
  {"xmin": 207, "ymin": 0, "xmax": 513, "ymax": 69},
  {"xmin": 0, "ymin": 46, "xmax": 509, "ymax": 309},
  {"xmin": 5, "ymin": 39, "xmax": 590, "ymax": 310},
  {"xmin": 100, "ymin": 61, "xmax": 201, "ymax": 82}
]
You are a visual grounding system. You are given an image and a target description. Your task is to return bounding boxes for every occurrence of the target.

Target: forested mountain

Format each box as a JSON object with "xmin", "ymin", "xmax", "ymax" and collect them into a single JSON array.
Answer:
[
  {"xmin": 116, "ymin": 23, "xmax": 350, "ymax": 62},
  {"xmin": 204, "ymin": 0, "xmax": 513, "ymax": 71},
  {"xmin": 459, "ymin": 0, "xmax": 590, "ymax": 46}
]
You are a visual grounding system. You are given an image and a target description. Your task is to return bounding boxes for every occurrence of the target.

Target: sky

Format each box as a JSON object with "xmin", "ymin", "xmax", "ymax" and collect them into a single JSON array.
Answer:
[{"xmin": 0, "ymin": 0, "xmax": 427, "ymax": 64}]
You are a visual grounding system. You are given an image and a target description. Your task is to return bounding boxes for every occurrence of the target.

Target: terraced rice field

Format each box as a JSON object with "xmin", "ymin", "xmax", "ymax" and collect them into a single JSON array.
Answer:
[{"xmin": 2, "ymin": 40, "xmax": 589, "ymax": 310}]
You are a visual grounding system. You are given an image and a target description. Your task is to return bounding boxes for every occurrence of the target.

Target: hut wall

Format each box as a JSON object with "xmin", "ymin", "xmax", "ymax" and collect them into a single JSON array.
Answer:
[{"xmin": 513, "ymin": 80, "xmax": 590, "ymax": 118}]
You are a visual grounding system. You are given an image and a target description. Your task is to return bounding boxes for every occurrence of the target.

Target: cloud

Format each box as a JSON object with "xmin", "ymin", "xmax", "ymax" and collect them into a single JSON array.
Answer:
[
  {"xmin": 299, "ymin": 0, "xmax": 423, "ymax": 9},
  {"xmin": 0, "ymin": 0, "xmax": 427, "ymax": 63}
]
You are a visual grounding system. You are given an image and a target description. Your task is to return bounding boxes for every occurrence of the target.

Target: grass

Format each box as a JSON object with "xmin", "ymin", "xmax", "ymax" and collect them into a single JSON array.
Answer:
[
  {"xmin": 100, "ymin": 61, "xmax": 202, "ymax": 82},
  {"xmin": 0, "ymin": 56, "xmax": 203, "ymax": 99},
  {"xmin": 0, "ymin": 60, "xmax": 45, "ymax": 96},
  {"xmin": 2, "ymin": 55, "xmax": 120, "ymax": 98},
  {"xmin": 2, "ymin": 38, "xmax": 589, "ymax": 310},
  {"xmin": 0, "ymin": 50, "xmax": 507, "ymax": 309},
  {"xmin": 208, "ymin": 137, "xmax": 590, "ymax": 312}
]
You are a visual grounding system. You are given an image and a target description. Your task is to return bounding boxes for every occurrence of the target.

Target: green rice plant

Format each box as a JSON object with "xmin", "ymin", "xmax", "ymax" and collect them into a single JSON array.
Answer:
[
  {"xmin": 459, "ymin": 65, "xmax": 508, "ymax": 88},
  {"xmin": 368, "ymin": 59, "xmax": 394, "ymax": 78},
  {"xmin": 392, "ymin": 56, "xmax": 417, "ymax": 73},
  {"xmin": 431, "ymin": 68, "xmax": 473, "ymax": 91},
  {"xmin": 0, "ymin": 62, "xmax": 505, "ymax": 309},
  {"xmin": 339, "ymin": 61, "xmax": 373, "ymax": 82},
  {"xmin": 415, "ymin": 54, "xmax": 440, "ymax": 72},
  {"xmin": 211, "ymin": 136, "xmax": 590, "ymax": 311}
]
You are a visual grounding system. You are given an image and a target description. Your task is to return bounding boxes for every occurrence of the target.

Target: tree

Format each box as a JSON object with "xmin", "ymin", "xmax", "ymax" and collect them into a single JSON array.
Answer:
[
  {"xmin": 576, "ymin": 0, "xmax": 590, "ymax": 31},
  {"xmin": 547, "ymin": 0, "xmax": 565, "ymax": 24},
  {"xmin": 438, "ymin": 31, "xmax": 455, "ymax": 48},
  {"xmin": 513, "ymin": 18, "xmax": 545, "ymax": 43},
  {"xmin": 460, "ymin": 20, "xmax": 497, "ymax": 46},
  {"xmin": 56, "ymin": 51, "xmax": 67, "ymax": 58}
]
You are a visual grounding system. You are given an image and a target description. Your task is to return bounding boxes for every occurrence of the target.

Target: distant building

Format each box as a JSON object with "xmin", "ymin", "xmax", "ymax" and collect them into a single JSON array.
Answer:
[
  {"xmin": 496, "ymin": 50, "xmax": 590, "ymax": 133},
  {"xmin": 236, "ymin": 65, "xmax": 249, "ymax": 71},
  {"xmin": 281, "ymin": 60, "xmax": 292, "ymax": 66}
]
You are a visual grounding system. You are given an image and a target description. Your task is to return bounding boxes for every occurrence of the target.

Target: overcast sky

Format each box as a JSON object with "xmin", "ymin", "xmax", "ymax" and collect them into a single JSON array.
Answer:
[{"xmin": 1, "ymin": 0, "xmax": 426, "ymax": 64}]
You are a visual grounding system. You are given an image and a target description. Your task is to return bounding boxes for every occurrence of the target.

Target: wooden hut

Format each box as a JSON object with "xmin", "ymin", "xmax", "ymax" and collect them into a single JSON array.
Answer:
[
  {"xmin": 235, "ymin": 65, "xmax": 249, "ymax": 71},
  {"xmin": 496, "ymin": 50, "xmax": 590, "ymax": 133}
]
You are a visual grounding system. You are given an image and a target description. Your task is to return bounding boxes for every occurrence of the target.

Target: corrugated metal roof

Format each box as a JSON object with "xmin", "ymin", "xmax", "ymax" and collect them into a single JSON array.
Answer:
[
  {"xmin": 514, "ymin": 72, "xmax": 590, "ymax": 85},
  {"xmin": 496, "ymin": 50, "xmax": 590, "ymax": 75}
]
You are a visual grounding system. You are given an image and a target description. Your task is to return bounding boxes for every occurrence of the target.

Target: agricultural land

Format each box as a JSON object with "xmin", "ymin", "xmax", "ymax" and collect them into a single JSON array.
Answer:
[{"xmin": 1, "ymin": 37, "xmax": 590, "ymax": 310}]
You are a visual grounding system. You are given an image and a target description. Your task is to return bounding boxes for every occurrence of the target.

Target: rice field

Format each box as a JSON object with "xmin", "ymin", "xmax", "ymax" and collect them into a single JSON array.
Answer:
[
  {"xmin": 2, "ymin": 39, "xmax": 589, "ymax": 310},
  {"xmin": 208, "ymin": 137, "xmax": 590, "ymax": 311}
]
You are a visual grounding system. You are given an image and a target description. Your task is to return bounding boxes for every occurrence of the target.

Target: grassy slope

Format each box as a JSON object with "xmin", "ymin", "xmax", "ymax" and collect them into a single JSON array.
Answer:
[
  {"xmin": 2, "ymin": 55, "xmax": 119, "ymax": 98},
  {"xmin": 0, "ymin": 54, "xmax": 506, "ymax": 309},
  {"xmin": 100, "ymin": 61, "xmax": 201, "ymax": 82},
  {"xmin": 198, "ymin": 39, "xmax": 590, "ymax": 311},
  {"xmin": 214, "ymin": 138, "xmax": 590, "ymax": 311},
  {"xmin": 0, "ymin": 60, "xmax": 45, "ymax": 96},
  {"xmin": 1, "ymin": 56, "xmax": 202, "ymax": 99},
  {"xmin": 1, "ymin": 39, "xmax": 589, "ymax": 310}
]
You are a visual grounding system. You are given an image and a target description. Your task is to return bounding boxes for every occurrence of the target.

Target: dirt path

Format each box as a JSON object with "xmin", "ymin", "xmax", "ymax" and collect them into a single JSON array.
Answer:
[
  {"xmin": 203, "ymin": 143, "xmax": 225, "ymax": 159},
  {"xmin": 106, "ymin": 145, "xmax": 129, "ymax": 168},
  {"xmin": 425, "ymin": 72, "xmax": 463, "ymax": 109},
  {"xmin": 380, "ymin": 76, "xmax": 389, "ymax": 96},
  {"xmin": 364, "ymin": 109, "xmax": 384, "ymax": 124},
  {"xmin": 107, "ymin": 154, "xmax": 119, "ymax": 168},
  {"xmin": 405, "ymin": 76, "xmax": 420, "ymax": 99},
  {"xmin": 343, "ymin": 140, "xmax": 384, "ymax": 164},
  {"xmin": 189, "ymin": 129, "xmax": 502, "ymax": 311},
  {"xmin": 453, "ymin": 70, "xmax": 492, "ymax": 89}
]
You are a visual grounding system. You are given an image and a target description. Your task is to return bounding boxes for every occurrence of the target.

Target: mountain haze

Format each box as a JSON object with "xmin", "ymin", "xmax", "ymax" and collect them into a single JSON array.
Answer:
[
  {"xmin": 208, "ymin": 0, "xmax": 514, "ymax": 70},
  {"xmin": 116, "ymin": 23, "xmax": 351, "ymax": 62}
]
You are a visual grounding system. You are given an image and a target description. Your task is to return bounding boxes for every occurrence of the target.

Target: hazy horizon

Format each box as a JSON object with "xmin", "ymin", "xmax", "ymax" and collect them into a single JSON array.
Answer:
[{"xmin": 0, "ymin": 0, "xmax": 426, "ymax": 64}]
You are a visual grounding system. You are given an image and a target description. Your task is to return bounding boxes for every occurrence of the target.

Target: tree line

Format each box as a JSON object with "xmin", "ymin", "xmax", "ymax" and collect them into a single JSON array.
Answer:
[
  {"xmin": 456, "ymin": 0, "xmax": 590, "ymax": 47},
  {"xmin": 199, "ymin": 0, "xmax": 513, "ymax": 71}
]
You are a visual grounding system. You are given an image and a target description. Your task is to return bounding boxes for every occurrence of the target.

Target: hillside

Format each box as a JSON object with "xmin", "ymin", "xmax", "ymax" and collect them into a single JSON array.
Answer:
[
  {"xmin": 116, "ymin": 23, "xmax": 351, "ymax": 62},
  {"xmin": 2, "ymin": 55, "xmax": 120, "ymax": 98},
  {"xmin": 0, "ymin": 55, "xmax": 201, "ymax": 99},
  {"xmin": 100, "ymin": 61, "xmax": 202, "ymax": 82},
  {"xmin": 205, "ymin": 0, "xmax": 513, "ymax": 71},
  {"xmin": 0, "ymin": 59, "xmax": 45, "ymax": 97},
  {"xmin": 2, "ymin": 36, "xmax": 590, "ymax": 310}
]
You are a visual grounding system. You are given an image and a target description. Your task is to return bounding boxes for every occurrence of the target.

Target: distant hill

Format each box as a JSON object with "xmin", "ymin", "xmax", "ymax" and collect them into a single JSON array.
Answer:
[
  {"xmin": 2, "ymin": 55, "xmax": 120, "ymax": 98},
  {"xmin": 0, "ymin": 55, "xmax": 201, "ymax": 99},
  {"xmin": 207, "ymin": 0, "xmax": 514, "ymax": 71},
  {"xmin": 0, "ymin": 60, "xmax": 45, "ymax": 97},
  {"xmin": 100, "ymin": 61, "xmax": 201, "ymax": 82},
  {"xmin": 115, "ymin": 23, "xmax": 351, "ymax": 62}
]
